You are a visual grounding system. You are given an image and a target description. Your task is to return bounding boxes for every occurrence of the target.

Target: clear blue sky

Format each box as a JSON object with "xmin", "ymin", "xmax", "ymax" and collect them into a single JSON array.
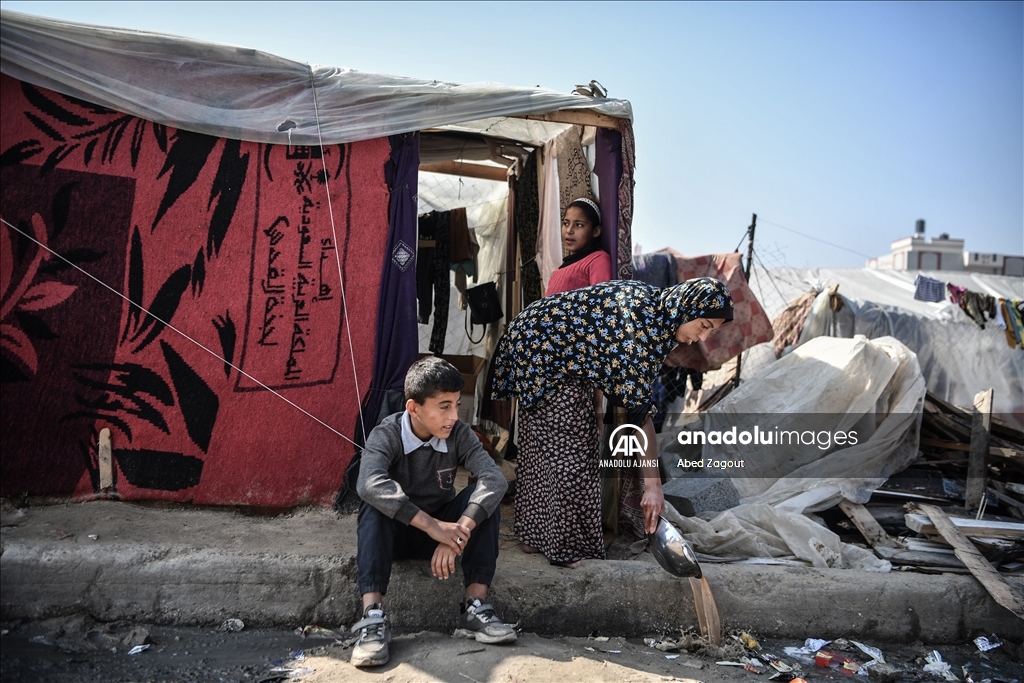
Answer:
[{"xmin": 3, "ymin": 1, "xmax": 1021, "ymax": 268}]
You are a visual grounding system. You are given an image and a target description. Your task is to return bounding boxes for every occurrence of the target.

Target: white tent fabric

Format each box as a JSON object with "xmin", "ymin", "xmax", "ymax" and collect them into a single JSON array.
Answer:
[
  {"xmin": 1, "ymin": 10, "xmax": 630, "ymax": 146},
  {"xmin": 663, "ymin": 335, "xmax": 926, "ymax": 571},
  {"xmin": 744, "ymin": 267, "xmax": 1024, "ymax": 420}
]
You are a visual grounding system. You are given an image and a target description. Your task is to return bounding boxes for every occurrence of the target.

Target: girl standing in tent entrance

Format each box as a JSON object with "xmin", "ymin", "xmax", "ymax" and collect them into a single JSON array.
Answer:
[{"xmin": 543, "ymin": 198, "xmax": 613, "ymax": 296}]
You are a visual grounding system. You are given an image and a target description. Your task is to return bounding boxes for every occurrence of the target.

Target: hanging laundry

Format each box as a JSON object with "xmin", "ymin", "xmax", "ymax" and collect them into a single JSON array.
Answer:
[
  {"xmin": 632, "ymin": 253, "xmax": 677, "ymax": 288},
  {"xmin": 947, "ymin": 283, "xmax": 966, "ymax": 305},
  {"xmin": 959, "ymin": 289, "xmax": 995, "ymax": 329},
  {"xmin": 1003, "ymin": 298, "xmax": 1024, "ymax": 349},
  {"xmin": 913, "ymin": 274, "xmax": 946, "ymax": 302},
  {"xmin": 994, "ymin": 298, "xmax": 1008, "ymax": 329},
  {"xmin": 662, "ymin": 250, "xmax": 774, "ymax": 371},
  {"xmin": 416, "ymin": 211, "xmax": 451, "ymax": 353},
  {"xmin": 771, "ymin": 291, "xmax": 817, "ymax": 358}
]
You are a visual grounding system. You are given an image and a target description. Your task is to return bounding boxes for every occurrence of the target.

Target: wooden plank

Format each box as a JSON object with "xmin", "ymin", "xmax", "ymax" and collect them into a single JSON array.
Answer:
[
  {"xmin": 420, "ymin": 161, "xmax": 508, "ymax": 182},
  {"xmin": 920, "ymin": 438, "xmax": 1023, "ymax": 460},
  {"xmin": 919, "ymin": 504, "xmax": 1024, "ymax": 620},
  {"xmin": 838, "ymin": 500, "xmax": 898, "ymax": 548},
  {"xmin": 905, "ymin": 512, "xmax": 1024, "ymax": 540},
  {"xmin": 510, "ymin": 108, "xmax": 623, "ymax": 130},
  {"xmin": 920, "ymin": 438, "xmax": 971, "ymax": 452},
  {"xmin": 98, "ymin": 428, "xmax": 113, "ymax": 490},
  {"xmin": 966, "ymin": 389, "xmax": 994, "ymax": 510}
]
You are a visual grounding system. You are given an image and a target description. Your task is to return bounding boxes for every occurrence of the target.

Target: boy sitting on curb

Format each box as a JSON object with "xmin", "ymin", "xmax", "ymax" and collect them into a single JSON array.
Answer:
[{"xmin": 351, "ymin": 356, "xmax": 516, "ymax": 668}]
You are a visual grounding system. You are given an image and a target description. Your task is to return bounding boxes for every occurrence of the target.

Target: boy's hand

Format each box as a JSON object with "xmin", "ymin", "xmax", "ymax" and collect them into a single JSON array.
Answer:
[
  {"xmin": 431, "ymin": 543, "xmax": 459, "ymax": 580},
  {"xmin": 412, "ymin": 511, "xmax": 472, "ymax": 553}
]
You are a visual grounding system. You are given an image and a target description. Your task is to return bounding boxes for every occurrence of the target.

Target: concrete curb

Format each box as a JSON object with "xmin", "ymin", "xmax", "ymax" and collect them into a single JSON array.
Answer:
[{"xmin": 2, "ymin": 502, "xmax": 1021, "ymax": 643}]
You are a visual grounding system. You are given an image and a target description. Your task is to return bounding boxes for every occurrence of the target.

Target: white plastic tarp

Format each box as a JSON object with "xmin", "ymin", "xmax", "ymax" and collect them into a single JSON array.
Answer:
[
  {"xmin": 1, "ymin": 10, "xmax": 630, "ymax": 146},
  {"xmin": 743, "ymin": 267, "xmax": 1024, "ymax": 421},
  {"xmin": 665, "ymin": 335, "xmax": 927, "ymax": 571}
]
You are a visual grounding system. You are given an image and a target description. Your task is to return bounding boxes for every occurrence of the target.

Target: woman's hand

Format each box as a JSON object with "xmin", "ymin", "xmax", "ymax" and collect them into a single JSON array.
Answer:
[
  {"xmin": 640, "ymin": 416, "xmax": 664, "ymax": 534},
  {"xmin": 641, "ymin": 478, "xmax": 665, "ymax": 534}
]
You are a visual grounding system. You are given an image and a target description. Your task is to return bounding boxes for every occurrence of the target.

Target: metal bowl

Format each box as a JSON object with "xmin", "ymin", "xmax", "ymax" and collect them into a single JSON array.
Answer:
[{"xmin": 648, "ymin": 517, "xmax": 702, "ymax": 578}]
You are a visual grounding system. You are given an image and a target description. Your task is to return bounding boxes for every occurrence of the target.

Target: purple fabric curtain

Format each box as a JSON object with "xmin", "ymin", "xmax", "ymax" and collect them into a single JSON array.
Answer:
[
  {"xmin": 359, "ymin": 132, "xmax": 420, "ymax": 438},
  {"xmin": 594, "ymin": 128, "xmax": 623, "ymax": 276}
]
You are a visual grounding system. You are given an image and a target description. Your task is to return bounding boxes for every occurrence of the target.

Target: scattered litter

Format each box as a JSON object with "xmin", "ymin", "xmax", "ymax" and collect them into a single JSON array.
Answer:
[
  {"xmin": 127, "ymin": 644, "xmax": 149, "ymax": 655},
  {"xmin": 923, "ymin": 650, "xmax": 958, "ymax": 682},
  {"xmin": 295, "ymin": 625, "xmax": 340, "ymax": 638},
  {"xmin": 218, "ymin": 618, "xmax": 244, "ymax": 632},
  {"xmin": 804, "ymin": 638, "xmax": 830, "ymax": 652},
  {"xmin": 852, "ymin": 641, "xmax": 885, "ymax": 664},
  {"xmin": 456, "ymin": 647, "xmax": 485, "ymax": 656},
  {"xmin": 665, "ymin": 654, "xmax": 679, "ymax": 660},
  {"xmin": 290, "ymin": 649, "xmax": 305, "ymax": 661},
  {"xmin": 592, "ymin": 636, "xmax": 609, "ymax": 642},
  {"xmin": 56, "ymin": 530, "xmax": 73, "ymax": 540},
  {"xmin": 815, "ymin": 649, "xmax": 862, "ymax": 675},
  {"xmin": 716, "ymin": 660, "xmax": 746, "ymax": 666},
  {"xmin": 974, "ymin": 635, "xmax": 1002, "ymax": 652},
  {"xmin": 783, "ymin": 648, "xmax": 815, "ymax": 666},
  {"xmin": 87, "ymin": 534, "xmax": 98, "ymax": 540},
  {"xmin": 759, "ymin": 653, "xmax": 795, "ymax": 674},
  {"xmin": 260, "ymin": 666, "xmax": 314, "ymax": 681},
  {"xmin": 740, "ymin": 632, "xmax": 760, "ymax": 649},
  {"xmin": 743, "ymin": 656, "xmax": 766, "ymax": 673},
  {"xmin": 29, "ymin": 635, "xmax": 50, "ymax": 645},
  {"xmin": 644, "ymin": 637, "xmax": 680, "ymax": 652}
]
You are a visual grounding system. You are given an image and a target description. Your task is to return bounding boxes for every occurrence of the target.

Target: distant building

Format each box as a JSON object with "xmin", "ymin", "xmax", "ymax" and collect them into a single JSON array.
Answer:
[{"xmin": 867, "ymin": 219, "xmax": 1024, "ymax": 276}]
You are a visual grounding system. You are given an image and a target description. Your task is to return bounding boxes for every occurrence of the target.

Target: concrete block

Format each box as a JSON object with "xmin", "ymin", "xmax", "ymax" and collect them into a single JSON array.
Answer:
[{"xmin": 662, "ymin": 476, "xmax": 739, "ymax": 517}]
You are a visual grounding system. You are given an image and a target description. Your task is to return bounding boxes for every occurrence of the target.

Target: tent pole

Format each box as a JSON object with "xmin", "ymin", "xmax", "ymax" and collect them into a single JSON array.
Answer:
[{"xmin": 731, "ymin": 214, "xmax": 757, "ymax": 388}]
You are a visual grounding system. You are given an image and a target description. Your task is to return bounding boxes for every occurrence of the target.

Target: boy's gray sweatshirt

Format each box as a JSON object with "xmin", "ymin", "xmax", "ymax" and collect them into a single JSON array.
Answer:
[{"xmin": 356, "ymin": 412, "xmax": 508, "ymax": 526}]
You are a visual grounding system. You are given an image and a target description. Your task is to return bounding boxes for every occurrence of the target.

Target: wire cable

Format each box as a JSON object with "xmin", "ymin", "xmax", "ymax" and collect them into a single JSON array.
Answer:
[{"xmin": 308, "ymin": 66, "xmax": 367, "ymax": 445}]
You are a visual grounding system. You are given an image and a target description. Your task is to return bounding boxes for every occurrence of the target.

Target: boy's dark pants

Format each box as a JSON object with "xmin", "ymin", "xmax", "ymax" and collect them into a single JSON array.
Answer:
[{"xmin": 357, "ymin": 483, "xmax": 500, "ymax": 596}]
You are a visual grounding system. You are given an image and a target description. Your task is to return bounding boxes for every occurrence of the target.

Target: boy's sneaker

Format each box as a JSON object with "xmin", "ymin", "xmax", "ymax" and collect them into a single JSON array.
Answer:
[
  {"xmin": 453, "ymin": 598, "xmax": 517, "ymax": 644},
  {"xmin": 350, "ymin": 604, "xmax": 391, "ymax": 667}
]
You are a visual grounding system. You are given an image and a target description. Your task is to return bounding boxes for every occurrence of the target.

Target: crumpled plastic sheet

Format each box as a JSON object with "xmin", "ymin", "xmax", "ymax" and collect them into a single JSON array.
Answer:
[{"xmin": 665, "ymin": 335, "xmax": 927, "ymax": 572}]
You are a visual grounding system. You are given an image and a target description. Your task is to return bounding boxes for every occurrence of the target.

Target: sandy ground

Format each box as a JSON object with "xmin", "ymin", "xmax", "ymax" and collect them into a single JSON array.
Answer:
[{"xmin": 2, "ymin": 615, "xmax": 1021, "ymax": 683}]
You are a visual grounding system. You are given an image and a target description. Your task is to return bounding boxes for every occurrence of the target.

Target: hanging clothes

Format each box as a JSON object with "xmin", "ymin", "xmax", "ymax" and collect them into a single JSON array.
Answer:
[
  {"xmin": 416, "ymin": 211, "xmax": 451, "ymax": 353},
  {"xmin": 947, "ymin": 283, "xmax": 966, "ymax": 305},
  {"xmin": 632, "ymin": 253, "xmax": 678, "ymax": 289},
  {"xmin": 553, "ymin": 125, "xmax": 595, "ymax": 219},
  {"xmin": 959, "ymin": 289, "xmax": 994, "ymax": 328},
  {"xmin": 772, "ymin": 291, "xmax": 817, "ymax": 358},
  {"xmin": 536, "ymin": 140, "xmax": 563, "ymax": 290},
  {"xmin": 1003, "ymin": 298, "xmax": 1024, "ymax": 349},
  {"xmin": 515, "ymin": 152, "xmax": 543, "ymax": 307},
  {"xmin": 913, "ymin": 274, "xmax": 946, "ymax": 302}
]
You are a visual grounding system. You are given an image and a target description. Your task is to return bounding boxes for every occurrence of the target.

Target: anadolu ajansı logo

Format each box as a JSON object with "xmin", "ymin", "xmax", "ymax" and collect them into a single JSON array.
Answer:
[{"xmin": 608, "ymin": 424, "xmax": 648, "ymax": 459}]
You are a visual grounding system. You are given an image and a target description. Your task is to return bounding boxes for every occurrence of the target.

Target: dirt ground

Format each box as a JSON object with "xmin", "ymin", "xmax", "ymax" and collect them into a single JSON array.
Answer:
[{"xmin": 2, "ymin": 615, "xmax": 1021, "ymax": 683}]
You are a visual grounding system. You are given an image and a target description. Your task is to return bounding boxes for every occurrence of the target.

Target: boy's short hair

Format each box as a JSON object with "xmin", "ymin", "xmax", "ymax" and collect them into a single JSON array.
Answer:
[{"xmin": 405, "ymin": 356, "xmax": 464, "ymax": 404}]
